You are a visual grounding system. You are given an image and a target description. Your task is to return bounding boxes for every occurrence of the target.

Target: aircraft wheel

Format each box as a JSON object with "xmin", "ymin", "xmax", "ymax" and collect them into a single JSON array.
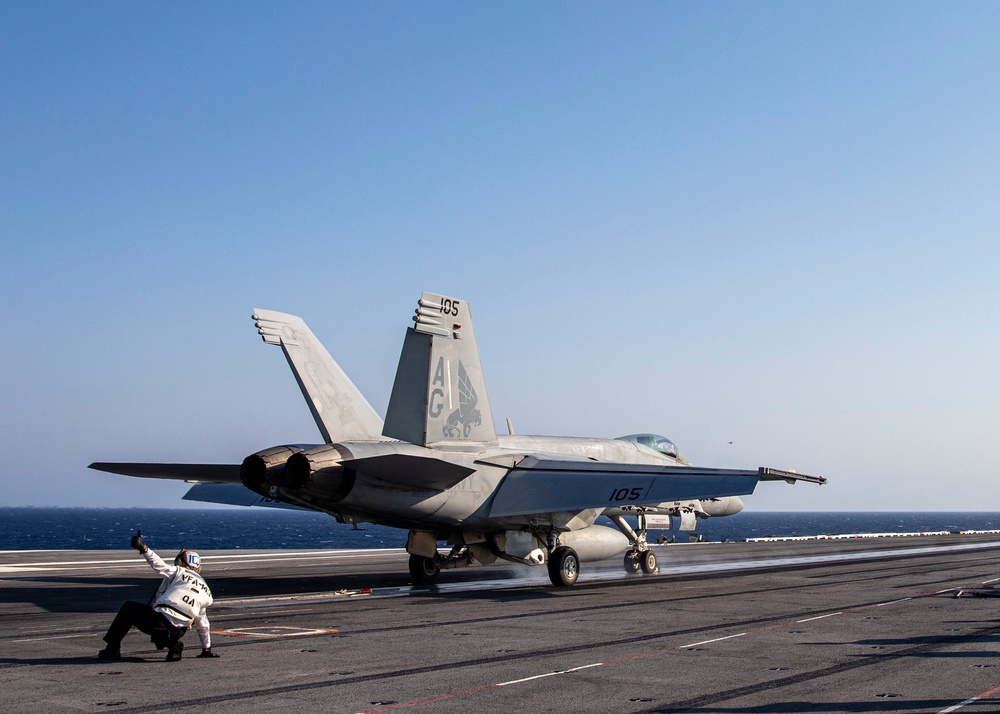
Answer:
[
  {"xmin": 408, "ymin": 554, "xmax": 440, "ymax": 584},
  {"xmin": 640, "ymin": 549, "xmax": 657, "ymax": 574},
  {"xmin": 623, "ymin": 551, "xmax": 641, "ymax": 574},
  {"xmin": 547, "ymin": 546, "xmax": 580, "ymax": 587}
]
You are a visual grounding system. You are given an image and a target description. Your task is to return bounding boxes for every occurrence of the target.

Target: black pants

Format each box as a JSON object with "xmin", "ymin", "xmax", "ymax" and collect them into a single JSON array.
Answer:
[{"xmin": 103, "ymin": 601, "xmax": 187, "ymax": 649}]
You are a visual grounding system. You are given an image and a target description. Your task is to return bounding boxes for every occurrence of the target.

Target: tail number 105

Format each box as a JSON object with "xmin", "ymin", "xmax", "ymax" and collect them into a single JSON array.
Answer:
[
  {"xmin": 609, "ymin": 487, "xmax": 644, "ymax": 502},
  {"xmin": 439, "ymin": 298, "xmax": 461, "ymax": 317}
]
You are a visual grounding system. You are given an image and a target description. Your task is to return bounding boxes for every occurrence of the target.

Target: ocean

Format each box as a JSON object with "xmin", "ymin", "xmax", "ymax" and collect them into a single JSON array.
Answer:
[{"xmin": 2, "ymin": 508, "xmax": 999, "ymax": 551}]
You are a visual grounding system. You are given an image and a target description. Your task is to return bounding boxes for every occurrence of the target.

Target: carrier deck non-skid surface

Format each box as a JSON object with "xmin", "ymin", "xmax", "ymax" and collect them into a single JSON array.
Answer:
[{"xmin": 3, "ymin": 535, "xmax": 1000, "ymax": 713}]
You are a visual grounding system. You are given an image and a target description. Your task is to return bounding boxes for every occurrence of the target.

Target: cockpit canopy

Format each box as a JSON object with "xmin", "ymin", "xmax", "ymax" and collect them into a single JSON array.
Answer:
[{"xmin": 618, "ymin": 433, "xmax": 680, "ymax": 459}]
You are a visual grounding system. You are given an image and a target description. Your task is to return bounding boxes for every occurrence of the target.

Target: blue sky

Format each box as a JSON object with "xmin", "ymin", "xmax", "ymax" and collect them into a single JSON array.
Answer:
[{"xmin": 2, "ymin": 3, "xmax": 998, "ymax": 510}]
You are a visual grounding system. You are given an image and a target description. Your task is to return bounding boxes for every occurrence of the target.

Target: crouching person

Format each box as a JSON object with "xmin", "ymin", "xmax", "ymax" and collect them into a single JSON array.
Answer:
[{"xmin": 98, "ymin": 532, "xmax": 218, "ymax": 662}]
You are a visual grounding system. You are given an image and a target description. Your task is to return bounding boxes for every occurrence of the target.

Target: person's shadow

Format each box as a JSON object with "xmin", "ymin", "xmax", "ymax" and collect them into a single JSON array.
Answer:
[{"xmin": 0, "ymin": 655, "xmax": 150, "ymax": 665}]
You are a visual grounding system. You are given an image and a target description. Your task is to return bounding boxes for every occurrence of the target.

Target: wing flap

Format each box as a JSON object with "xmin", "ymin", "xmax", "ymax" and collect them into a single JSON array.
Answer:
[
  {"xmin": 758, "ymin": 467, "xmax": 827, "ymax": 485},
  {"xmin": 88, "ymin": 462, "xmax": 243, "ymax": 483}
]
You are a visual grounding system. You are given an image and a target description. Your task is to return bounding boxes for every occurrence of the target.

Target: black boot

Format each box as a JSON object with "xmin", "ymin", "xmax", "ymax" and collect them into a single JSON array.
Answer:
[
  {"xmin": 98, "ymin": 645, "xmax": 121, "ymax": 660},
  {"xmin": 165, "ymin": 638, "xmax": 184, "ymax": 662}
]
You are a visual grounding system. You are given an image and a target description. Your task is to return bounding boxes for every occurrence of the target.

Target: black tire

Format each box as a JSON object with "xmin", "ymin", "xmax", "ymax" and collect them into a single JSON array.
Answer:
[
  {"xmin": 547, "ymin": 546, "xmax": 580, "ymax": 587},
  {"xmin": 408, "ymin": 554, "xmax": 440, "ymax": 584},
  {"xmin": 640, "ymin": 549, "xmax": 657, "ymax": 574},
  {"xmin": 623, "ymin": 551, "xmax": 641, "ymax": 574}
]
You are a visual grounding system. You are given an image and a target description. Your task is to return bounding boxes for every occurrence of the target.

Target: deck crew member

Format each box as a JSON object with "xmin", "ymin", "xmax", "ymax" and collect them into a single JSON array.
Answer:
[{"xmin": 97, "ymin": 532, "xmax": 218, "ymax": 661}]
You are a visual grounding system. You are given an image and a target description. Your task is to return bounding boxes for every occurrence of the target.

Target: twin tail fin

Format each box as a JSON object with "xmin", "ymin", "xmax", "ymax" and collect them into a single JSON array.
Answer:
[
  {"xmin": 252, "ymin": 309, "xmax": 384, "ymax": 443},
  {"xmin": 383, "ymin": 292, "xmax": 497, "ymax": 449}
]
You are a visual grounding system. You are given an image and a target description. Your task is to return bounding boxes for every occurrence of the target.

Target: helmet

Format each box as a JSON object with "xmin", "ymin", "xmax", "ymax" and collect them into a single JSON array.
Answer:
[{"xmin": 174, "ymin": 550, "xmax": 202, "ymax": 573}]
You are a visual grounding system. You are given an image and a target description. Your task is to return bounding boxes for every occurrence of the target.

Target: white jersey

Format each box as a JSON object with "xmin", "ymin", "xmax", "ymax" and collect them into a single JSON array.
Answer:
[{"xmin": 144, "ymin": 549, "xmax": 214, "ymax": 649}]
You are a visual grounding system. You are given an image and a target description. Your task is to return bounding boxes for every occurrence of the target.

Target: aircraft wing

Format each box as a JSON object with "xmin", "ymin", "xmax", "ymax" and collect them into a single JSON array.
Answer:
[
  {"xmin": 88, "ymin": 462, "xmax": 243, "ymax": 483},
  {"xmin": 488, "ymin": 457, "xmax": 825, "ymax": 518}
]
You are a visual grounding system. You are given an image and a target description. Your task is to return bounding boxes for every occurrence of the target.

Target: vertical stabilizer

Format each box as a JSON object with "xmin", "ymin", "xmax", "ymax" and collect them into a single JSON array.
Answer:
[
  {"xmin": 252, "ymin": 309, "xmax": 384, "ymax": 443},
  {"xmin": 383, "ymin": 293, "xmax": 498, "ymax": 449}
]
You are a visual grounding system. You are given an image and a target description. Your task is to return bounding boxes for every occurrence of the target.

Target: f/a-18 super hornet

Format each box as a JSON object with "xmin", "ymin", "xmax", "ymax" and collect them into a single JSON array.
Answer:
[{"xmin": 91, "ymin": 292, "xmax": 826, "ymax": 586}]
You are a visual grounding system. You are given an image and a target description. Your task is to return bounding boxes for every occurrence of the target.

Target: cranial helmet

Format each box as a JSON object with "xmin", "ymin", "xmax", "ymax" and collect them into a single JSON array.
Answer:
[{"xmin": 174, "ymin": 549, "xmax": 202, "ymax": 573}]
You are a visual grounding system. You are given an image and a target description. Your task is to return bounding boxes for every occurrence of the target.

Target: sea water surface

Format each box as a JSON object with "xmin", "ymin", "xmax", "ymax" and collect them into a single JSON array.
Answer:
[{"xmin": 2, "ymin": 508, "xmax": 999, "ymax": 551}]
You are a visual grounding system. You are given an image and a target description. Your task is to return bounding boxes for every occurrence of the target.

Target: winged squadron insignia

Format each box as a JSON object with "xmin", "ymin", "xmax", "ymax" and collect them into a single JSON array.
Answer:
[{"xmin": 443, "ymin": 361, "xmax": 482, "ymax": 438}]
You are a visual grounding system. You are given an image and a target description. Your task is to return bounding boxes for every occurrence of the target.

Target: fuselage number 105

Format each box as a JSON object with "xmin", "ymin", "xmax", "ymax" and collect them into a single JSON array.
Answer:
[{"xmin": 609, "ymin": 487, "xmax": 644, "ymax": 502}]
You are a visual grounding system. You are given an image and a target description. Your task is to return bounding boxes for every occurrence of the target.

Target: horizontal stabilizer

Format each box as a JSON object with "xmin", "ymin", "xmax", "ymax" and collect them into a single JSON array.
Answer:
[
  {"xmin": 489, "ymin": 458, "xmax": 824, "ymax": 518},
  {"xmin": 183, "ymin": 483, "xmax": 308, "ymax": 510},
  {"xmin": 89, "ymin": 462, "xmax": 242, "ymax": 483},
  {"xmin": 342, "ymin": 453, "xmax": 475, "ymax": 490}
]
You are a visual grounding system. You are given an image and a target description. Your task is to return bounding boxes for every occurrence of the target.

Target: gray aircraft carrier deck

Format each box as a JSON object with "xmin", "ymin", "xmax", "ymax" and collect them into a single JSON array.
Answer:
[{"xmin": 4, "ymin": 534, "xmax": 1000, "ymax": 713}]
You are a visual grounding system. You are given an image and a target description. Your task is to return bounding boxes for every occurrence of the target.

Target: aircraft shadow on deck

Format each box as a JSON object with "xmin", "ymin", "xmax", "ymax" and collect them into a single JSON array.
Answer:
[{"xmin": 0, "ymin": 566, "xmax": 565, "ymax": 613}]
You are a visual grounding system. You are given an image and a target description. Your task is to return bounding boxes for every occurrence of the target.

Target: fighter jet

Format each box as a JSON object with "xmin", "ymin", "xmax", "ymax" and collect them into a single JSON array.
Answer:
[{"xmin": 91, "ymin": 292, "xmax": 825, "ymax": 586}]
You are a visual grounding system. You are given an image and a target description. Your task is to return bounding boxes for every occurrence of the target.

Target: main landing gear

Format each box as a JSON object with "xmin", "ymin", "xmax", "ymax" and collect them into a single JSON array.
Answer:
[
  {"xmin": 408, "ymin": 554, "xmax": 441, "ymax": 584},
  {"xmin": 610, "ymin": 513, "xmax": 659, "ymax": 576},
  {"xmin": 547, "ymin": 546, "xmax": 580, "ymax": 587},
  {"xmin": 408, "ymin": 544, "xmax": 476, "ymax": 585}
]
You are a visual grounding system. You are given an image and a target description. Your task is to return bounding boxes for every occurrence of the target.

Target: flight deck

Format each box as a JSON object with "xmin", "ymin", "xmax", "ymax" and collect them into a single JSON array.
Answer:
[{"xmin": 3, "ymin": 534, "xmax": 1000, "ymax": 713}]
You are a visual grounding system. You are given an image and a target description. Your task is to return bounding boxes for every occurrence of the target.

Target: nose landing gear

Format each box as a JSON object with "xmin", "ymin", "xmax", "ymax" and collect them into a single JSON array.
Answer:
[
  {"xmin": 639, "ymin": 548, "xmax": 657, "ymax": 574},
  {"xmin": 624, "ymin": 550, "xmax": 641, "ymax": 574},
  {"xmin": 611, "ymin": 513, "xmax": 660, "ymax": 576}
]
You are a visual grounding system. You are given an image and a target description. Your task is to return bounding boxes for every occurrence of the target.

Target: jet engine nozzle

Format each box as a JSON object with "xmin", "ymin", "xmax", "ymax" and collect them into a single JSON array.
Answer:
[
  {"xmin": 241, "ymin": 445, "xmax": 305, "ymax": 493},
  {"xmin": 284, "ymin": 444, "xmax": 352, "ymax": 494}
]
